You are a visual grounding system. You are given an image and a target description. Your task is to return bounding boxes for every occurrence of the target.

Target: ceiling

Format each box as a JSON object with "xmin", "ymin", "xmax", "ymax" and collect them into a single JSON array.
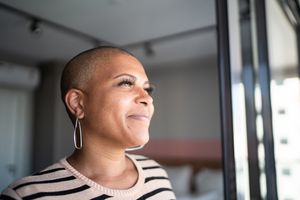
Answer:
[{"xmin": 0, "ymin": 0, "xmax": 217, "ymax": 68}]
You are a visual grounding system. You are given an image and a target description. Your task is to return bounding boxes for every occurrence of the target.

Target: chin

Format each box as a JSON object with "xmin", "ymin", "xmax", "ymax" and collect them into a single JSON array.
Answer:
[{"xmin": 131, "ymin": 130, "xmax": 150, "ymax": 146}]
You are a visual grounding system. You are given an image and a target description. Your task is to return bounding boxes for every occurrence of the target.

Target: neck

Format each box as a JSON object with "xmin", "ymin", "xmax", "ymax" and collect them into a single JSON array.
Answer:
[{"xmin": 68, "ymin": 144, "xmax": 128, "ymax": 177}]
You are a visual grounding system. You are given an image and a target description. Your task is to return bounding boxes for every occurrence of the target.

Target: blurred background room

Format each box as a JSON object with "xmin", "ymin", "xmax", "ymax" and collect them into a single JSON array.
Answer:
[{"xmin": 0, "ymin": 0, "xmax": 300, "ymax": 200}]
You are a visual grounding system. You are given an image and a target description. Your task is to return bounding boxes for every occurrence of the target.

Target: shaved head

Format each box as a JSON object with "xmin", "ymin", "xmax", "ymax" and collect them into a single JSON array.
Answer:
[
  {"xmin": 61, "ymin": 46, "xmax": 133, "ymax": 101},
  {"xmin": 60, "ymin": 46, "xmax": 134, "ymax": 121}
]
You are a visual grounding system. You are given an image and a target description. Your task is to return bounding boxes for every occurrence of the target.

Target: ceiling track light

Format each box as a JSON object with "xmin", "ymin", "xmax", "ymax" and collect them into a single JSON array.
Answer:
[
  {"xmin": 29, "ymin": 19, "xmax": 42, "ymax": 36},
  {"xmin": 0, "ymin": 2, "xmax": 108, "ymax": 44},
  {"xmin": 144, "ymin": 42, "xmax": 155, "ymax": 56}
]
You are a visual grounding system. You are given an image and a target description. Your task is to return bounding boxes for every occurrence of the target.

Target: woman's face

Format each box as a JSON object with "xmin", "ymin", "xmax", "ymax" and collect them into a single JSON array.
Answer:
[{"xmin": 81, "ymin": 53, "xmax": 154, "ymax": 149}]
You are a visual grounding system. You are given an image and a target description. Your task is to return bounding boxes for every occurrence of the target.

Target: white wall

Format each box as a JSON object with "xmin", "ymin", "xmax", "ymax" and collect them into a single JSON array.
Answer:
[{"xmin": 147, "ymin": 56, "xmax": 221, "ymax": 139}]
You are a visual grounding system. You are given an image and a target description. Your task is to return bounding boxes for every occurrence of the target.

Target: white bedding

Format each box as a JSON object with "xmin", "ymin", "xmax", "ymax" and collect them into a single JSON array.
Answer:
[
  {"xmin": 164, "ymin": 166, "xmax": 224, "ymax": 200},
  {"xmin": 177, "ymin": 191, "xmax": 223, "ymax": 200}
]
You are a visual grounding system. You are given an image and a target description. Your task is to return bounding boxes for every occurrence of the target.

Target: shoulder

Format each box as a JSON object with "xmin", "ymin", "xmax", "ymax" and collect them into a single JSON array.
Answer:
[
  {"xmin": 127, "ymin": 154, "xmax": 160, "ymax": 165},
  {"xmin": 128, "ymin": 154, "xmax": 164, "ymax": 170},
  {"xmin": 1, "ymin": 161, "xmax": 70, "ymax": 199},
  {"xmin": 128, "ymin": 154, "xmax": 176, "ymax": 199},
  {"xmin": 128, "ymin": 154, "xmax": 170, "ymax": 182}
]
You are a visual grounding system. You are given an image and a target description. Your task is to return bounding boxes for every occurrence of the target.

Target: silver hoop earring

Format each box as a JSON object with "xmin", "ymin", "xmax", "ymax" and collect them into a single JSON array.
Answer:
[
  {"xmin": 126, "ymin": 145, "xmax": 144, "ymax": 151},
  {"xmin": 73, "ymin": 118, "xmax": 82, "ymax": 149}
]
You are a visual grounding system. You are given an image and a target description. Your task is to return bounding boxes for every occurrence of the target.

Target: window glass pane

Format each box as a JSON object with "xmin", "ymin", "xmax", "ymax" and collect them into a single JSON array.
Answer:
[
  {"xmin": 266, "ymin": 0, "xmax": 300, "ymax": 199},
  {"xmin": 227, "ymin": 0, "xmax": 250, "ymax": 198}
]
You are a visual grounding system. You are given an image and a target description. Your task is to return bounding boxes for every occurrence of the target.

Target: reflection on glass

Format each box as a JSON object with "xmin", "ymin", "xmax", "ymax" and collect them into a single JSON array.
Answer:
[
  {"xmin": 227, "ymin": 0, "xmax": 251, "ymax": 198},
  {"xmin": 271, "ymin": 79, "xmax": 300, "ymax": 199},
  {"xmin": 227, "ymin": 0, "xmax": 299, "ymax": 198},
  {"xmin": 233, "ymin": 84, "xmax": 250, "ymax": 200},
  {"xmin": 255, "ymin": 86, "xmax": 267, "ymax": 199},
  {"xmin": 266, "ymin": 0, "xmax": 300, "ymax": 199}
]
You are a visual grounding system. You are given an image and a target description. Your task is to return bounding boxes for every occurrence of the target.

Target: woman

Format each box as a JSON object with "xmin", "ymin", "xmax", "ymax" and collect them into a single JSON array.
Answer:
[{"xmin": 1, "ymin": 46, "xmax": 175, "ymax": 199}]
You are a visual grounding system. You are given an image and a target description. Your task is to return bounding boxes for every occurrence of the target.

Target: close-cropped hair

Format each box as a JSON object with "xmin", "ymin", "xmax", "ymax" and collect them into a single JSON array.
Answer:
[{"xmin": 60, "ymin": 46, "xmax": 134, "ymax": 123}]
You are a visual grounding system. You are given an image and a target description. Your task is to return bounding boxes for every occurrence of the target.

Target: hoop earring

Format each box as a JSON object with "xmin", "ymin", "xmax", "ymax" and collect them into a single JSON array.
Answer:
[
  {"xmin": 126, "ymin": 145, "xmax": 144, "ymax": 151},
  {"xmin": 73, "ymin": 118, "xmax": 82, "ymax": 149}
]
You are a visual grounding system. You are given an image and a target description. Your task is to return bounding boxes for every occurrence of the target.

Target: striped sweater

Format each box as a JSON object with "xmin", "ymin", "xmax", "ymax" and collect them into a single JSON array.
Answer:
[{"xmin": 0, "ymin": 154, "xmax": 175, "ymax": 200}]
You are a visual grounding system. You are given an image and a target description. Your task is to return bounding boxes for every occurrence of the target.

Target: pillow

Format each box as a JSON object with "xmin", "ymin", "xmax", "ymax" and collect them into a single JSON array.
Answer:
[
  {"xmin": 163, "ymin": 165, "xmax": 193, "ymax": 197},
  {"xmin": 176, "ymin": 192, "xmax": 221, "ymax": 200},
  {"xmin": 195, "ymin": 168, "xmax": 223, "ymax": 196}
]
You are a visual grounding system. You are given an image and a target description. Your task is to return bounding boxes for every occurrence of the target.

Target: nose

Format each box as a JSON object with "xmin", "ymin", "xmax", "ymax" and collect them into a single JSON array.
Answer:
[{"xmin": 135, "ymin": 87, "xmax": 153, "ymax": 106}]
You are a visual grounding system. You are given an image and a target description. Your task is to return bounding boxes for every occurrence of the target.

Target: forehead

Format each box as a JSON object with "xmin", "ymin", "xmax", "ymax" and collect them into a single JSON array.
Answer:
[{"xmin": 92, "ymin": 53, "xmax": 147, "ymax": 80}]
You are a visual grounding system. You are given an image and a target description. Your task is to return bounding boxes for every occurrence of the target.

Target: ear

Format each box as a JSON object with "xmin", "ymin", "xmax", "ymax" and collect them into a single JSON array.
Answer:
[{"xmin": 64, "ymin": 89, "xmax": 85, "ymax": 119}]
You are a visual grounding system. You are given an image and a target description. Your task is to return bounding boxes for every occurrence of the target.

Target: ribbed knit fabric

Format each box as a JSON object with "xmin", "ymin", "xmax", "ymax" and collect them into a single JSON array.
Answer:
[{"xmin": 0, "ymin": 154, "xmax": 175, "ymax": 200}]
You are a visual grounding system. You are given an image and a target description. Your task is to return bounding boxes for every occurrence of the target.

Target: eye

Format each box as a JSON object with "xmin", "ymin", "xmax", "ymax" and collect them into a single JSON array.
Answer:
[
  {"xmin": 144, "ymin": 85, "xmax": 155, "ymax": 95},
  {"xmin": 118, "ymin": 78, "xmax": 134, "ymax": 87}
]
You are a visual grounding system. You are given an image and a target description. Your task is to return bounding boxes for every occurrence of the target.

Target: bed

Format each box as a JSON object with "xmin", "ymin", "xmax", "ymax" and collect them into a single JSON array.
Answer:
[{"xmin": 136, "ymin": 138, "xmax": 224, "ymax": 200}]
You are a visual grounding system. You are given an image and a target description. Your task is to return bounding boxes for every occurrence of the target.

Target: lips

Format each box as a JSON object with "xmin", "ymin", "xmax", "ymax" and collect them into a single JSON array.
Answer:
[{"xmin": 127, "ymin": 114, "xmax": 150, "ymax": 122}]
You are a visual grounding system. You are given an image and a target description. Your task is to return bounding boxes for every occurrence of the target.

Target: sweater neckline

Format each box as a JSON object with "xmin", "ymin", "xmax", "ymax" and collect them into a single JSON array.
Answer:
[{"xmin": 60, "ymin": 154, "xmax": 144, "ymax": 196}]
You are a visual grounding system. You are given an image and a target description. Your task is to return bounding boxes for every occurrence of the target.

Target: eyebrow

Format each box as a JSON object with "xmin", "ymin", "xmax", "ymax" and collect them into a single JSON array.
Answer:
[
  {"xmin": 113, "ymin": 73, "xmax": 150, "ymax": 84},
  {"xmin": 113, "ymin": 73, "xmax": 136, "ymax": 80}
]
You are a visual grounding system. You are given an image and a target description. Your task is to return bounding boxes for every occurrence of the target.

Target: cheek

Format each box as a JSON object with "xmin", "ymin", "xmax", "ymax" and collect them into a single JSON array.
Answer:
[
  {"xmin": 84, "ymin": 94, "xmax": 110, "ymax": 124},
  {"xmin": 85, "ymin": 91, "xmax": 134, "ymax": 127},
  {"xmin": 102, "ymin": 96, "xmax": 132, "ymax": 120}
]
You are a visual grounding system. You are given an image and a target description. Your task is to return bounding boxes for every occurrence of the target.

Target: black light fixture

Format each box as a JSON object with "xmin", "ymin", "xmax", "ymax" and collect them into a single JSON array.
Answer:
[
  {"xmin": 0, "ymin": 2, "xmax": 110, "ymax": 44},
  {"xmin": 29, "ymin": 19, "xmax": 42, "ymax": 36},
  {"xmin": 144, "ymin": 42, "xmax": 155, "ymax": 56}
]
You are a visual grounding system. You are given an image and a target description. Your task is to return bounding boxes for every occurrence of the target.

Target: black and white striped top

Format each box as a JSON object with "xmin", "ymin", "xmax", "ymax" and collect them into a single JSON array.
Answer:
[{"xmin": 0, "ymin": 154, "xmax": 175, "ymax": 200}]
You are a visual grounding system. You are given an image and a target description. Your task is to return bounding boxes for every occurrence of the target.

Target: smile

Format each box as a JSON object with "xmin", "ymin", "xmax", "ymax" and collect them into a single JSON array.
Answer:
[{"xmin": 127, "ymin": 114, "xmax": 150, "ymax": 121}]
